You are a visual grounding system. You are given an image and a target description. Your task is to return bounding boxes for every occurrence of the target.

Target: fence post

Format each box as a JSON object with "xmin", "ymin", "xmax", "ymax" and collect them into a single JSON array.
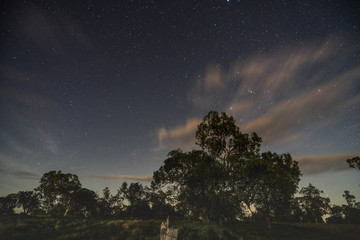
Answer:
[{"xmin": 160, "ymin": 216, "xmax": 178, "ymax": 240}]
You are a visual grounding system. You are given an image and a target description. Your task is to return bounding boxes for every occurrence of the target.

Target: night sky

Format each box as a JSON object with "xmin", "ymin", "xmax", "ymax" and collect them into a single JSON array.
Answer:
[{"xmin": 1, "ymin": 0, "xmax": 359, "ymax": 204}]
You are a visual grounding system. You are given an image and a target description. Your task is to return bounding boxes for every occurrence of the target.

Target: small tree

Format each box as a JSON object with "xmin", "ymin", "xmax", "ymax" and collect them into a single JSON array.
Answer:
[
  {"xmin": 297, "ymin": 183, "xmax": 330, "ymax": 223},
  {"xmin": 17, "ymin": 191, "xmax": 40, "ymax": 215},
  {"xmin": 0, "ymin": 193, "xmax": 17, "ymax": 215},
  {"xmin": 119, "ymin": 182, "xmax": 151, "ymax": 219},
  {"xmin": 342, "ymin": 190, "xmax": 360, "ymax": 224},
  {"xmin": 97, "ymin": 187, "xmax": 118, "ymax": 217},
  {"xmin": 346, "ymin": 156, "xmax": 360, "ymax": 171},
  {"xmin": 72, "ymin": 188, "xmax": 98, "ymax": 217},
  {"xmin": 326, "ymin": 205, "xmax": 345, "ymax": 224}
]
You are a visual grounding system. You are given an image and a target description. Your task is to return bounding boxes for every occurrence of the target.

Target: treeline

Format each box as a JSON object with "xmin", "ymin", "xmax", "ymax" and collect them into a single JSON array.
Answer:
[{"xmin": 1, "ymin": 111, "xmax": 359, "ymax": 228}]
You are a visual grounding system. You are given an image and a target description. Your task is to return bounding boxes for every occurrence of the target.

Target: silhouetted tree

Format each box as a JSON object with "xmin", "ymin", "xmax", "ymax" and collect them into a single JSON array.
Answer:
[
  {"xmin": 0, "ymin": 193, "xmax": 17, "ymax": 215},
  {"xmin": 342, "ymin": 190, "xmax": 360, "ymax": 224},
  {"xmin": 72, "ymin": 188, "xmax": 98, "ymax": 217},
  {"xmin": 153, "ymin": 111, "xmax": 300, "ymax": 227},
  {"xmin": 97, "ymin": 187, "xmax": 117, "ymax": 217},
  {"xmin": 346, "ymin": 156, "xmax": 360, "ymax": 171},
  {"xmin": 297, "ymin": 183, "xmax": 330, "ymax": 223},
  {"xmin": 35, "ymin": 170, "xmax": 81, "ymax": 216},
  {"xmin": 250, "ymin": 152, "xmax": 301, "ymax": 229},
  {"xmin": 17, "ymin": 191, "xmax": 40, "ymax": 215},
  {"xmin": 148, "ymin": 183, "xmax": 176, "ymax": 219},
  {"xmin": 119, "ymin": 182, "xmax": 151, "ymax": 219},
  {"xmin": 326, "ymin": 205, "xmax": 346, "ymax": 224}
]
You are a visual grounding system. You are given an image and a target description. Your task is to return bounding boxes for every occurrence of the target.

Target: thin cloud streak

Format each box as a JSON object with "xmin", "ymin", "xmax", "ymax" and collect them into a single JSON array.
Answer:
[
  {"xmin": 0, "ymin": 167, "xmax": 39, "ymax": 180},
  {"xmin": 295, "ymin": 153, "xmax": 358, "ymax": 175},
  {"xmin": 87, "ymin": 174, "xmax": 153, "ymax": 182}
]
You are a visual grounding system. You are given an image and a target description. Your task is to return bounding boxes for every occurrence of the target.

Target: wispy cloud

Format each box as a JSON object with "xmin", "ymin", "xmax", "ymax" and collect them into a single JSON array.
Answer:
[
  {"xmin": 35, "ymin": 129, "xmax": 59, "ymax": 155},
  {"xmin": 157, "ymin": 118, "xmax": 201, "ymax": 151},
  {"xmin": 295, "ymin": 153, "xmax": 358, "ymax": 175},
  {"xmin": 0, "ymin": 166, "xmax": 39, "ymax": 180},
  {"xmin": 87, "ymin": 174, "xmax": 153, "ymax": 182},
  {"xmin": 158, "ymin": 36, "xmax": 359, "ymax": 149},
  {"xmin": 153, "ymin": 36, "xmax": 359, "ymax": 175}
]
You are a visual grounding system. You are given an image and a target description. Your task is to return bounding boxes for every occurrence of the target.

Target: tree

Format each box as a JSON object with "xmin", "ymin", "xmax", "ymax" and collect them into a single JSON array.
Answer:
[
  {"xmin": 153, "ymin": 111, "xmax": 300, "ymax": 226},
  {"xmin": 17, "ymin": 191, "xmax": 40, "ymax": 215},
  {"xmin": 97, "ymin": 187, "xmax": 115, "ymax": 217},
  {"xmin": 342, "ymin": 190, "xmax": 360, "ymax": 224},
  {"xmin": 297, "ymin": 183, "xmax": 330, "ymax": 223},
  {"xmin": 35, "ymin": 170, "xmax": 81, "ymax": 216},
  {"xmin": 119, "ymin": 182, "xmax": 151, "ymax": 219},
  {"xmin": 346, "ymin": 156, "xmax": 360, "ymax": 170},
  {"xmin": 0, "ymin": 193, "xmax": 17, "ymax": 215},
  {"xmin": 250, "ymin": 152, "xmax": 301, "ymax": 229},
  {"xmin": 195, "ymin": 111, "xmax": 262, "ymax": 166},
  {"xmin": 72, "ymin": 188, "xmax": 98, "ymax": 217},
  {"xmin": 326, "ymin": 205, "xmax": 345, "ymax": 224},
  {"xmin": 148, "ymin": 183, "xmax": 176, "ymax": 219}
]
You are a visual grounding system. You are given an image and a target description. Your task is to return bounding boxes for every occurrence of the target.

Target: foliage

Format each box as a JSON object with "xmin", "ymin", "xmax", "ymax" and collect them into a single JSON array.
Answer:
[
  {"xmin": 17, "ymin": 191, "xmax": 40, "ymax": 215},
  {"xmin": 35, "ymin": 170, "xmax": 82, "ymax": 216},
  {"xmin": 0, "ymin": 194, "xmax": 17, "ymax": 215},
  {"xmin": 153, "ymin": 111, "xmax": 301, "ymax": 227},
  {"xmin": 326, "ymin": 205, "xmax": 346, "ymax": 224},
  {"xmin": 71, "ymin": 188, "xmax": 98, "ymax": 217},
  {"xmin": 346, "ymin": 156, "xmax": 360, "ymax": 170},
  {"xmin": 119, "ymin": 182, "xmax": 151, "ymax": 219},
  {"xmin": 249, "ymin": 152, "xmax": 301, "ymax": 228},
  {"xmin": 342, "ymin": 190, "xmax": 360, "ymax": 224},
  {"xmin": 297, "ymin": 183, "xmax": 330, "ymax": 223}
]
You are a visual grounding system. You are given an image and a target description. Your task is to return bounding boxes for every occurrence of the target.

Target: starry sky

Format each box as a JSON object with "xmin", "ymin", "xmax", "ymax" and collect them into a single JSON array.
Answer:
[{"xmin": 1, "ymin": 0, "xmax": 359, "ymax": 204}]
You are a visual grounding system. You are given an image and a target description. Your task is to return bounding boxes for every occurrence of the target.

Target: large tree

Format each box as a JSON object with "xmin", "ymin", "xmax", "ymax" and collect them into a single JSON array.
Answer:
[
  {"xmin": 35, "ymin": 170, "xmax": 81, "ymax": 216},
  {"xmin": 153, "ymin": 111, "xmax": 300, "ymax": 225},
  {"xmin": 154, "ymin": 149, "xmax": 235, "ymax": 223}
]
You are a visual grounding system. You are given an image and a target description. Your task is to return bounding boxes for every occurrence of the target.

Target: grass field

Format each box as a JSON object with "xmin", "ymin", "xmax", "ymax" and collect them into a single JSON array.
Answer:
[{"xmin": 1, "ymin": 216, "xmax": 360, "ymax": 240}]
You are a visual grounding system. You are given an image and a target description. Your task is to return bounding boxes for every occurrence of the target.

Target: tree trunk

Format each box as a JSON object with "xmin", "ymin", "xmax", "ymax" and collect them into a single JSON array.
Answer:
[
  {"xmin": 64, "ymin": 207, "xmax": 69, "ymax": 216},
  {"xmin": 266, "ymin": 215, "xmax": 271, "ymax": 229},
  {"xmin": 218, "ymin": 217, "xmax": 223, "ymax": 227}
]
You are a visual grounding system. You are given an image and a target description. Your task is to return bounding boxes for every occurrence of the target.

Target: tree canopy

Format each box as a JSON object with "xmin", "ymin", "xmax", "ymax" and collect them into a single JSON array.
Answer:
[{"xmin": 153, "ymin": 111, "xmax": 301, "ymax": 227}]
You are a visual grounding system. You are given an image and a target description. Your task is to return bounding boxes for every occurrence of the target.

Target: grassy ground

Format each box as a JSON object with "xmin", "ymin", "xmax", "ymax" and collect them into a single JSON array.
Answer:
[{"xmin": 1, "ymin": 216, "xmax": 360, "ymax": 240}]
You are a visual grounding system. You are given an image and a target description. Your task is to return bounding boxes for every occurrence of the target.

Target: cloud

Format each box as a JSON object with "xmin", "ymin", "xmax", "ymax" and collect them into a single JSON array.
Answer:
[
  {"xmin": 87, "ymin": 174, "xmax": 153, "ymax": 182},
  {"xmin": 294, "ymin": 153, "xmax": 358, "ymax": 175},
  {"xmin": 0, "ymin": 166, "xmax": 39, "ymax": 180},
  {"xmin": 241, "ymin": 66, "xmax": 360, "ymax": 143},
  {"xmin": 36, "ymin": 129, "xmax": 59, "ymax": 155},
  {"xmin": 11, "ymin": 170, "xmax": 39, "ymax": 179},
  {"xmin": 156, "ymin": 118, "xmax": 201, "ymax": 151},
  {"xmin": 152, "ymin": 35, "xmax": 359, "ymax": 170},
  {"xmin": 185, "ymin": 36, "xmax": 360, "ymax": 146}
]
